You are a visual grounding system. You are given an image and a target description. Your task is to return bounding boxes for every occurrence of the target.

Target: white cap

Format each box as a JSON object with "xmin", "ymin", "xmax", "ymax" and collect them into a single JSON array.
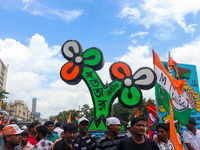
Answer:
[
  {"xmin": 21, "ymin": 125, "xmax": 28, "ymax": 130},
  {"xmin": 3, "ymin": 124, "xmax": 24, "ymax": 136},
  {"xmin": 106, "ymin": 117, "xmax": 121, "ymax": 126},
  {"xmin": 78, "ymin": 116, "xmax": 89, "ymax": 125},
  {"xmin": 127, "ymin": 121, "xmax": 131, "ymax": 128}
]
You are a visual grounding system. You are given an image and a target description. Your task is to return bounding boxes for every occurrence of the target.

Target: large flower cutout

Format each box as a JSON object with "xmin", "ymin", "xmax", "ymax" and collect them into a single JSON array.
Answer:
[
  {"xmin": 60, "ymin": 40, "xmax": 104, "ymax": 85},
  {"xmin": 109, "ymin": 61, "xmax": 157, "ymax": 108}
]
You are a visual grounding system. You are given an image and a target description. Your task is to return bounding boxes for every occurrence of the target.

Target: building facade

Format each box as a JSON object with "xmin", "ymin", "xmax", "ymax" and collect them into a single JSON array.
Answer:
[
  {"xmin": 5, "ymin": 100, "xmax": 34, "ymax": 121},
  {"xmin": 0, "ymin": 59, "xmax": 8, "ymax": 90}
]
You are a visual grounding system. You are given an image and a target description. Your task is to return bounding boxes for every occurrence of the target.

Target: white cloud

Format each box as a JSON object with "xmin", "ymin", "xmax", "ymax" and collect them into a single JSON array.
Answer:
[
  {"xmin": 110, "ymin": 30, "xmax": 126, "ymax": 35},
  {"xmin": 120, "ymin": 0, "xmax": 200, "ymax": 33},
  {"xmin": 119, "ymin": 7, "xmax": 141, "ymax": 21},
  {"xmin": 21, "ymin": 1, "xmax": 83, "ymax": 22},
  {"xmin": 130, "ymin": 31, "xmax": 148, "ymax": 38}
]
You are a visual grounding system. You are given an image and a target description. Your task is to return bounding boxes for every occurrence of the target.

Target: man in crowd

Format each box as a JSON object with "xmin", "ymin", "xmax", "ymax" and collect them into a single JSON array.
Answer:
[
  {"xmin": 53, "ymin": 122, "xmax": 64, "ymax": 138},
  {"xmin": 20, "ymin": 131, "xmax": 34, "ymax": 150},
  {"xmin": 73, "ymin": 116, "xmax": 97, "ymax": 150},
  {"xmin": 0, "ymin": 124, "xmax": 23, "ymax": 150},
  {"xmin": 27, "ymin": 122, "xmax": 40, "ymax": 146},
  {"xmin": 116, "ymin": 116, "xmax": 159, "ymax": 150},
  {"xmin": 33, "ymin": 125, "xmax": 53, "ymax": 150},
  {"xmin": 9, "ymin": 119, "xmax": 17, "ymax": 125},
  {"xmin": 45, "ymin": 121, "xmax": 59, "ymax": 143},
  {"xmin": 53, "ymin": 123, "xmax": 77, "ymax": 150},
  {"xmin": 154, "ymin": 123, "xmax": 175, "ymax": 150},
  {"xmin": 183, "ymin": 117, "xmax": 200, "ymax": 150},
  {"xmin": 96, "ymin": 117, "xmax": 126, "ymax": 150}
]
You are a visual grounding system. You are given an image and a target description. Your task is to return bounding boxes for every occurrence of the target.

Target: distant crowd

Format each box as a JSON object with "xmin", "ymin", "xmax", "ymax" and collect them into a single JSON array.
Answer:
[{"xmin": 0, "ymin": 115, "xmax": 199, "ymax": 150}]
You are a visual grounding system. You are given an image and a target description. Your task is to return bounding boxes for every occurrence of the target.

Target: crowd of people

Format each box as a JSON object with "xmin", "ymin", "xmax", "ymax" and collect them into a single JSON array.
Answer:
[{"xmin": 0, "ymin": 115, "xmax": 199, "ymax": 150}]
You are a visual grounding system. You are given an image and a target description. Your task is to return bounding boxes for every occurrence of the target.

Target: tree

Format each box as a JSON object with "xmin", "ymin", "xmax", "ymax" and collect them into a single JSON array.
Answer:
[
  {"xmin": 0, "ymin": 90, "xmax": 9, "ymax": 110},
  {"xmin": 111, "ymin": 98, "xmax": 156, "ymax": 122}
]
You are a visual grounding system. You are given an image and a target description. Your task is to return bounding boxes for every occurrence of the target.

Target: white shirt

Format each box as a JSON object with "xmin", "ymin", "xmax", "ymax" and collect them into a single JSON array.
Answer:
[
  {"xmin": 183, "ymin": 129, "xmax": 200, "ymax": 150},
  {"xmin": 53, "ymin": 127, "xmax": 64, "ymax": 138}
]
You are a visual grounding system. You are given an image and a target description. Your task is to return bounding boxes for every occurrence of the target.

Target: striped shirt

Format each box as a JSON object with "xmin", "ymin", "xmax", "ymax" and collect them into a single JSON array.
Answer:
[{"xmin": 96, "ymin": 133, "xmax": 126, "ymax": 150}]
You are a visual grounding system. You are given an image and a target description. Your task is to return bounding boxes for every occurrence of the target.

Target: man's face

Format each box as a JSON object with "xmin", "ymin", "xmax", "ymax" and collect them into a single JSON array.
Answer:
[
  {"xmin": 130, "ymin": 120, "xmax": 145, "ymax": 135},
  {"xmin": 186, "ymin": 122, "xmax": 194, "ymax": 131},
  {"xmin": 8, "ymin": 134, "xmax": 22, "ymax": 146},
  {"xmin": 79, "ymin": 121, "xmax": 89, "ymax": 133},
  {"xmin": 46, "ymin": 124, "xmax": 54, "ymax": 133},
  {"xmin": 61, "ymin": 131, "xmax": 65, "ymax": 138},
  {"xmin": 21, "ymin": 135, "xmax": 28, "ymax": 145},
  {"xmin": 110, "ymin": 124, "xmax": 121, "ymax": 134},
  {"xmin": 64, "ymin": 130, "xmax": 77, "ymax": 142},
  {"xmin": 156, "ymin": 127, "xmax": 168, "ymax": 142}
]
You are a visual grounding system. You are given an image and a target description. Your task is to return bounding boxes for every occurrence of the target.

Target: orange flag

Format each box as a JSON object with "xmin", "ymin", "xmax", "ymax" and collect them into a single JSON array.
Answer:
[
  {"xmin": 170, "ymin": 99, "xmax": 184, "ymax": 150},
  {"xmin": 135, "ymin": 108, "xmax": 139, "ymax": 117},
  {"xmin": 168, "ymin": 52, "xmax": 177, "ymax": 69},
  {"xmin": 67, "ymin": 110, "xmax": 72, "ymax": 123}
]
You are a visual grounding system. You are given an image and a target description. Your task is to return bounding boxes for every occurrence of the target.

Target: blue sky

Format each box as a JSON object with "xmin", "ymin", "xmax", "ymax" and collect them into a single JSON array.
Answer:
[{"xmin": 0, "ymin": 0, "xmax": 200, "ymax": 118}]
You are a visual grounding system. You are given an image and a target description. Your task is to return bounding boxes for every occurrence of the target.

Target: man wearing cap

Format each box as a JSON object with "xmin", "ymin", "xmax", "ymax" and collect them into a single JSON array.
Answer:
[
  {"xmin": 73, "ymin": 116, "xmax": 97, "ymax": 150},
  {"xmin": 116, "ymin": 116, "xmax": 159, "ymax": 150},
  {"xmin": 183, "ymin": 117, "xmax": 200, "ymax": 150},
  {"xmin": 96, "ymin": 117, "xmax": 126, "ymax": 150},
  {"xmin": 0, "ymin": 124, "xmax": 24, "ymax": 150}
]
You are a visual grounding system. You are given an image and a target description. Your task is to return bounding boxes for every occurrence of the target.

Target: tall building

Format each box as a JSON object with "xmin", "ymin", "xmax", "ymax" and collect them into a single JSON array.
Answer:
[
  {"xmin": 32, "ymin": 98, "xmax": 36, "ymax": 112},
  {"xmin": 31, "ymin": 98, "xmax": 40, "ymax": 121},
  {"xmin": 0, "ymin": 59, "xmax": 8, "ymax": 90}
]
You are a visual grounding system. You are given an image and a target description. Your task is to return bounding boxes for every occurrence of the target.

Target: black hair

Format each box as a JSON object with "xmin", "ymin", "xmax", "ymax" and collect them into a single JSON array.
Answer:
[
  {"xmin": 156, "ymin": 123, "xmax": 169, "ymax": 132},
  {"xmin": 21, "ymin": 131, "xmax": 29, "ymax": 137},
  {"xmin": 0, "ymin": 125, "xmax": 4, "ymax": 131},
  {"xmin": 131, "ymin": 116, "xmax": 145, "ymax": 126},
  {"xmin": 36, "ymin": 125, "xmax": 48, "ymax": 137},
  {"xmin": 28, "ymin": 122, "xmax": 40, "ymax": 132},
  {"xmin": 63, "ymin": 123, "xmax": 77, "ymax": 133},
  {"xmin": 55, "ymin": 122, "xmax": 61, "ymax": 127},
  {"xmin": 9, "ymin": 119, "xmax": 17, "ymax": 124},
  {"xmin": 44, "ymin": 121, "xmax": 54, "ymax": 126}
]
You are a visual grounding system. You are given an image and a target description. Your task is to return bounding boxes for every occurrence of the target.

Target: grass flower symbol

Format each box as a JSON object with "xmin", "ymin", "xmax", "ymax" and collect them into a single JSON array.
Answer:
[
  {"xmin": 109, "ymin": 62, "xmax": 157, "ymax": 108},
  {"xmin": 60, "ymin": 40, "xmax": 104, "ymax": 85}
]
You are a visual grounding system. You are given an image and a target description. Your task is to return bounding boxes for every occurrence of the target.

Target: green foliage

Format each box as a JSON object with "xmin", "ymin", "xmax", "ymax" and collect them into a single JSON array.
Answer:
[
  {"xmin": 49, "ymin": 98, "xmax": 156, "ymax": 126},
  {"xmin": 112, "ymin": 98, "xmax": 156, "ymax": 122},
  {"xmin": 0, "ymin": 90, "xmax": 9, "ymax": 111}
]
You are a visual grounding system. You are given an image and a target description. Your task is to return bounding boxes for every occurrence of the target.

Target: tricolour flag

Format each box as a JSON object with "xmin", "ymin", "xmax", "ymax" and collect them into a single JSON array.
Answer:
[
  {"xmin": 54, "ymin": 118, "xmax": 58, "ymax": 125},
  {"xmin": 170, "ymin": 99, "xmax": 184, "ymax": 150},
  {"xmin": 75, "ymin": 116, "xmax": 80, "ymax": 122},
  {"xmin": 146, "ymin": 102, "xmax": 157, "ymax": 139},
  {"xmin": 67, "ymin": 110, "xmax": 72, "ymax": 123},
  {"xmin": 153, "ymin": 50, "xmax": 192, "ymax": 125}
]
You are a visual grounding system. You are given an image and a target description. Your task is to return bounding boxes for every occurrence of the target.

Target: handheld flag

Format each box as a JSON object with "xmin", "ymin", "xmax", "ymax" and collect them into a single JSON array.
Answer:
[
  {"xmin": 54, "ymin": 118, "xmax": 58, "ymax": 125},
  {"xmin": 153, "ymin": 50, "xmax": 192, "ymax": 125},
  {"xmin": 146, "ymin": 102, "xmax": 157, "ymax": 139},
  {"xmin": 167, "ymin": 52, "xmax": 177, "ymax": 74},
  {"xmin": 135, "ymin": 108, "xmax": 139, "ymax": 117},
  {"xmin": 67, "ymin": 110, "xmax": 72, "ymax": 123},
  {"xmin": 170, "ymin": 99, "xmax": 184, "ymax": 150},
  {"xmin": 75, "ymin": 116, "xmax": 80, "ymax": 122}
]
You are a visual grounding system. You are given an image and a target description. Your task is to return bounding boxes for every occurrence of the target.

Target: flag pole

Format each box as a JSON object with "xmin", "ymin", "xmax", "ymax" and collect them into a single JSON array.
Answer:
[{"xmin": 152, "ymin": 49, "xmax": 157, "ymax": 115}]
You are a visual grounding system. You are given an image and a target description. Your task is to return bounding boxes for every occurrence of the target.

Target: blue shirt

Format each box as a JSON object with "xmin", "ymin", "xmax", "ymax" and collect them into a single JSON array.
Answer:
[{"xmin": 46, "ymin": 132, "xmax": 59, "ymax": 143}]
